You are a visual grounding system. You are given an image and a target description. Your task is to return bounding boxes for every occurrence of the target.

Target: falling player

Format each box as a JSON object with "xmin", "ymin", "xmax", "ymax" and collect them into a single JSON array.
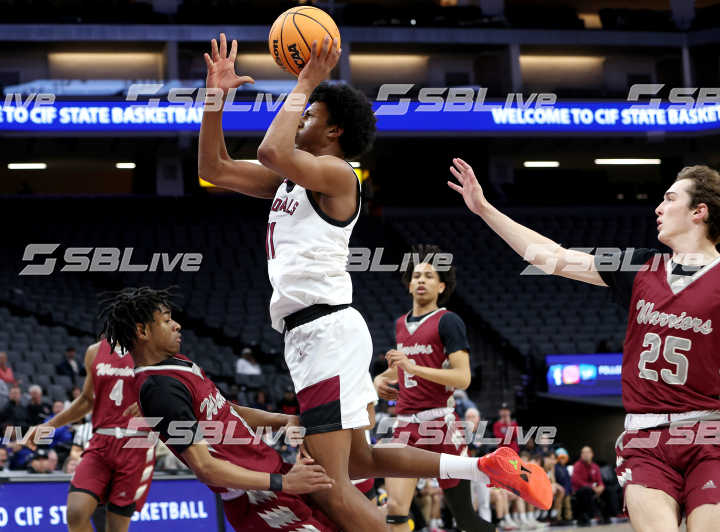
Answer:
[
  {"xmin": 200, "ymin": 33, "xmax": 552, "ymax": 531},
  {"xmin": 374, "ymin": 246, "xmax": 494, "ymax": 532},
  {"xmin": 449, "ymin": 159, "xmax": 720, "ymax": 532},
  {"xmin": 26, "ymin": 337, "xmax": 155, "ymax": 532},
  {"xmin": 98, "ymin": 287, "xmax": 339, "ymax": 531}
]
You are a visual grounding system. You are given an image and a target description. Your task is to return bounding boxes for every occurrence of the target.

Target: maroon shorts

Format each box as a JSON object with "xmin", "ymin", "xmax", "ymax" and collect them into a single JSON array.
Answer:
[
  {"xmin": 223, "ymin": 491, "xmax": 339, "ymax": 532},
  {"xmin": 616, "ymin": 422, "xmax": 720, "ymax": 516},
  {"xmin": 70, "ymin": 434, "xmax": 156, "ymax": 515},
  {"xmin": 392, "ymin": 413, "xmax": 468, "ymax": 489}
]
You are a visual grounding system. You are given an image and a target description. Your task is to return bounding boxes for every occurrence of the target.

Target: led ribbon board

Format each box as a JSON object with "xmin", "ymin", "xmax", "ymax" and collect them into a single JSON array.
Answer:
[{"xmin": 0, "ymin": 100, "xmax": 718, "ymax": 134}]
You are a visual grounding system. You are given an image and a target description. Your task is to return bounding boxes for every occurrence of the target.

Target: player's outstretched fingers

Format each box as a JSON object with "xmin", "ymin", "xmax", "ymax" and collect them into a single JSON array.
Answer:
[
  {"xmin": 448, "ymin": 181, "xmax": 463, "ymax": 194},
  {"xmin": 220, "ymin": 32, "xmax": 227, "ymax": 57}
]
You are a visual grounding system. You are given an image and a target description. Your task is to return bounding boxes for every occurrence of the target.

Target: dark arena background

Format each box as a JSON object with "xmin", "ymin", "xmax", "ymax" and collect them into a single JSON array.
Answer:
[{"xmin": 0, "ymin": 1, "xmax": 718, "ymax": 531}]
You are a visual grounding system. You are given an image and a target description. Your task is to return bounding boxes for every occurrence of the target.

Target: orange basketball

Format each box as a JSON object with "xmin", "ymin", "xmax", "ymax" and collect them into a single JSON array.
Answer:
[{"xmin": 268, "ymin": 6, "xmax": 341, "ymax": 77}]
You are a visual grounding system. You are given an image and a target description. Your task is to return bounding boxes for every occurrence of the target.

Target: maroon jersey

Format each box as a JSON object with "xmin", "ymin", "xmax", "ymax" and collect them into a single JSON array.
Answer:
[
  {"xmin": 598, "ymin": 249, "xmax": 720, "ymax": 414},
  {"xmin": 91, "ymin": 339, "xmax": 138, "ymax": 430},
  {"xmin": 394, "ymin": 308, "xmax": 470, "ymax": 415},
  {"xmin": 133, "ymin": 355, "xmax": 283, "ymax": 494}
]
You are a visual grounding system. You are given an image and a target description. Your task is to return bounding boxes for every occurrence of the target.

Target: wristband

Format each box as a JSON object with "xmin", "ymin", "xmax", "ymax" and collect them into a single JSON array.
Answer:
[{"xmin": 269, "ymin": 473, "xmax": 283, "ymax": 492}]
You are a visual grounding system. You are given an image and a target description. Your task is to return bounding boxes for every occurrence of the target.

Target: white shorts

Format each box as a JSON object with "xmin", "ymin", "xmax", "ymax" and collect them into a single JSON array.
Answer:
[{"xmin": 284, "ymin": 306, "xmax": 378, "ymax": 434}]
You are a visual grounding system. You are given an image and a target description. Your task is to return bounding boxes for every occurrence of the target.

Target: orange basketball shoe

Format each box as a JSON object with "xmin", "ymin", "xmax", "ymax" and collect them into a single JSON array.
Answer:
[{"xmin": 478, "ymin": 446, "xmax": 553, "ymax": 510}]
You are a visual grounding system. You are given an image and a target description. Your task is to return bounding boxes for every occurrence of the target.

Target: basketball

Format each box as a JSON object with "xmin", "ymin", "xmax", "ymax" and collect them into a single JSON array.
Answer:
[{"xmin": 268, "ymin": 6, "xmax": 341, "ymax": 77}]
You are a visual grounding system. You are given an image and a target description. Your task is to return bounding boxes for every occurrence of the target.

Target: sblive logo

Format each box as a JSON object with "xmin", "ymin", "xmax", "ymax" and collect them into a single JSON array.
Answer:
[{"xmin": 18, "ymin": 244, "xmax": 203, "ymax": 275}]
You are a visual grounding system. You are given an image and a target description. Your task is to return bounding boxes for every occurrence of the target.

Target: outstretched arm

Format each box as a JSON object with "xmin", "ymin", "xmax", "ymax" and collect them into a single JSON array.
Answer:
[
  {"xmin": 198, "ymin": 33, "xmax": 284, "ymax": 199},
  {"xmin": 448, "ymin": 158, "xmax": 606, "ymax": 286},
  {"xmin": 182, "ymin": 443, "xmax": 333, "ymax": 494},
  {"xmin": 257, "ymin": 37, "xmax": 356, "ymax": 196},
  {"xmin": 24, "ymin": 343, "xmax": 98, "ymax": 445}
]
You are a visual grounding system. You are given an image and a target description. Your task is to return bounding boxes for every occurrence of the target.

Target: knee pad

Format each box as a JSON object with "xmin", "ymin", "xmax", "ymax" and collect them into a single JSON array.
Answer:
[{"xmin": 386, "ymin": 514, "xmax": 410, "ymax": 524}]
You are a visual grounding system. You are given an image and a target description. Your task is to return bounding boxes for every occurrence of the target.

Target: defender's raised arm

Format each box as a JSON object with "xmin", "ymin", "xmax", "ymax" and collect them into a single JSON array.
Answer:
[{"xmin": 448, "ymin": 157, "xmax": 606, "ymax": 286}]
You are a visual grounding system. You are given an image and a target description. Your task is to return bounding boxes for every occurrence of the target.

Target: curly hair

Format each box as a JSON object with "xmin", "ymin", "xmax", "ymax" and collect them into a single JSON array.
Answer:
[
  {"xmin": 401, "ymin": 245, "xmax": 457, "ymax": 306},
  {"xmin": 309, "ymin": 82, "xmax": 376, "ymax": 159},
  {"xmin": 97, "ymin": 286, "xmax": 179, "ymax": 355},
  {"xmin": 676, "ymin": 165, "xmax": 720, "ymax": 244}
]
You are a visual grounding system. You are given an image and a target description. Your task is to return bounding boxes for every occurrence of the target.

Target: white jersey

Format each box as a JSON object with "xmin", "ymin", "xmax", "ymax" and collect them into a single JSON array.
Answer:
[{"xmin": 267, "ymin": 176, "xmax": 360, "ymax": 332}]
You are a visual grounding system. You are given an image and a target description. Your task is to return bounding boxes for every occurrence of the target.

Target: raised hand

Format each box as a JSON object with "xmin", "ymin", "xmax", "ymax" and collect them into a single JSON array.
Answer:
[
  {"xmin": 297, "ymin": 36, "xmax": 341, "ymax": 88},
  {"xmin": 282, "ymin": 455, "xmax": 335, "ymax": 494},
  {"xmin": 448, "ymin": 158, "xmax": 489, "ymax": 216},
  {"xmin": 203, "ymin": 32, "xmax": 255, "ymax": 99}
]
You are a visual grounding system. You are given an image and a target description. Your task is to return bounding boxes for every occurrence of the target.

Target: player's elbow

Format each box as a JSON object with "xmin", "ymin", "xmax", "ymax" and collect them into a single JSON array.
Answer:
[
  {"xmin": 198, "ymin": 157, "xmax": 221, "ymax": 183},
  {"xmin": 457, "ymin": 374, "xmax": 471, "ymax": 390},
  {"xmin": 191, "ymin": 459, "xmax": 215, "ymax": 485},
  {"xmin": 257, "ymin": 145, "xmax": 279, "ymax": 167}
]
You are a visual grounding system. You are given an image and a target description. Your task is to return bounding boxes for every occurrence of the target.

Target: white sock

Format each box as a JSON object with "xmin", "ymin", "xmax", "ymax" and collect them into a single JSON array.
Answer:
[
  {"xmin": 525, "ymin": 512, "xmax": 536, "ymax": 522},
  {"xmin": 439, "ymin": 453, "xmax": 481, "ymax": 481},
  {"xmin": 550, "ymin": 509, "xmax": 558, "ymax": 519}
]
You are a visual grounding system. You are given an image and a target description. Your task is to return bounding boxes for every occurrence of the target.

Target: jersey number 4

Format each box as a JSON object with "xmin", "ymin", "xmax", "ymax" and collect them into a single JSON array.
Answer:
[
  {"xmin": 638, "ymin": 332, "xmax": 690, "ymax": 385},
  {"xmin": 109, "ymin": 379, "xmax": 124, "ymax": 407},
  {"xmin": 266, "ymin": 222, "xmax": 276, "ymax": 259}
]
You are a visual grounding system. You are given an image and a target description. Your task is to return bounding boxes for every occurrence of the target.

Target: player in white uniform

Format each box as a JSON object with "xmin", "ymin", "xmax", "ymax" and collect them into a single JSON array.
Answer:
[{"xmin": 199, "ymin": 33, "xmax": 553, "ymax": 531}]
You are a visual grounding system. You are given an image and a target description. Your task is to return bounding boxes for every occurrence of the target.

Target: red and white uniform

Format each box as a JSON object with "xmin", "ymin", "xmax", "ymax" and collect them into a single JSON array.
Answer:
[
  {"xmin": 267, "ymin": 177, "xmax": 378, "ymax": 435},
  {"xmin": 392, "ymin": 308, "xmax": 470, "ymax": 489},
  {"xmin": 134, "ymin": 355, "xmax": 338, "ymax": 532},
  {"xmin": 599, "ymin": 249, "xmax": 720, "ymax": 515},
  {"xmin": 70, "ymin": 339, "xmax": 155, "ymax": 514}
]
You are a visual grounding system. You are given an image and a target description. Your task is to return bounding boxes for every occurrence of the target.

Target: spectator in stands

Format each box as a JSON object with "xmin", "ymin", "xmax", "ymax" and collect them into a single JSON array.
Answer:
[
  {"xmin": 493, "ymin": 403, "xmax": 519, "ymax": 452},
  {"xmin": 249, "ymin": 389, "xmax": 274, "ymax": 412},
  {"xmin": 0, "ymin": 445, "xmax": 8, "ymax": 472},
  {"xmin": 44, "ymin": 400, "xmax": 74, "ymax": 450},
  {"xmin": 464, "ymin": 407, "xmax": 481, "ymax": 452},
  {"xmin": 416, "ymin": 478, "xmax": 445, "ymax": 531},
  {"xmin": 235, "ymin": 347, "xmax": 262, "ymax": 375},
  {"xmin": 572, "ymin": 445, "xmax": 618, "ymax": 525},
  {"xmin": 554, "ymin": 448, "xmax": 573, "ymax": 523},
  {"xmin": 26, "ymin": 385, "xmax": 52, "ymax": 426},
  {"xmin": 452, "ymin": 389, "xmax": 476, "ymax": 420},
  {"xmin": 47, "ymin": 448, "xmax": 59, "ymax": 472},
  {"xmin": 489, "ymin": 488, "xmax": 516, "ymax": 530},
  {"xmin": 56, "ymin": 347, "xmax": 86, "ymax": 385},
  {"xmin": 0, "ymin": 385, "xmax": 30, "ymax": 433},
  {"xmin": 63, "ymin": 455, "xmax": 80, "ymax": 474},
  {"xmin": 542, "ymin": 451, "xmax": 566, "ymax": 524},
  {"xmin": 26, "ymin": 446, "xmax": 52, "ymax": 474},
  {"xmin": 278, "ymin": 386, "xmax": 299, "ymax": 416},
  {"xmin": 0, "ymin": 352, "xmax": 15, "ymax": 384},
  {"xmin": 65, "ymin": 386, "xmax": 81, "ymax": 409}
]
